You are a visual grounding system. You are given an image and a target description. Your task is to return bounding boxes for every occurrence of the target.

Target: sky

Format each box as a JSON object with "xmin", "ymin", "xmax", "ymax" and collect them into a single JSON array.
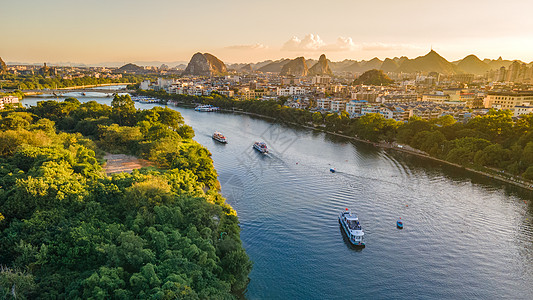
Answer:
[{"xmin": 1, "ymin": 0, "xmax": 533, "ymax": 65}]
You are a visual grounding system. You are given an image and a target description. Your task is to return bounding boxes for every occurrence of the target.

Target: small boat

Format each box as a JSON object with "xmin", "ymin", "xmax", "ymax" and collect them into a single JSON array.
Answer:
[
  {"xmin": 212, "ymin": 131, "xmax": 227, "ymax": 143},
  {"xmin": 195, "ymin": 104, "xmax": 219, "ymax": 112},
  {"xmin": 339, "ymin": 208, "xmax": 365, "ymax": 247},
  {"xmin": 397, "ymin": 218, "xmax": 403, "ymax": 229},
  {"xmin": 330, "ymin": 168, "xmax": 336, "ymax": 173},
  {"xmin": 253, "ymin": 141, "xmax": 268, "ymax": 153}
]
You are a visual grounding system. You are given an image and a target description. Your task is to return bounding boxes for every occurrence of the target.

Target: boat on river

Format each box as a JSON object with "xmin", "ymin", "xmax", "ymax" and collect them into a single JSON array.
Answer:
[
  {"xmin": 339, "ymin": 208, "xmax": 365, "ymax": 247},
  {"xmin": 131, "ymin": 96, "xmax": 159, "ymax": 103},
  {"xmin": 397, "ymin": 218, "xmax": 403, "ymax": 229},
  {"xmin": 195, "ymin": 104, "xmax": 219, "ymax": 112},
  {"xmin": 330, "ymin": 168, "xmax": 336, "ymax": 173},
  {"xmin": 212, "ymin": 131, "xmax": 227, "ymax": 143},
  {"xmin": 253, "ymin": 141, "xmax": 268, "ymax": 153}
]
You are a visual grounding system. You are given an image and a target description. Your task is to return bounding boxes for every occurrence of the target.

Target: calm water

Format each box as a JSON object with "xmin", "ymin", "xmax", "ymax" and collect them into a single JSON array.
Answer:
[{"xmin": 23, "ymin": 95, "xmax": 533, "ymax": 299}]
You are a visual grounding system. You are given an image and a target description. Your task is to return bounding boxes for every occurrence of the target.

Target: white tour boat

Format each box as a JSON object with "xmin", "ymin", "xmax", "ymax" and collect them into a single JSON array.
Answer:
[
  {"xmin": 212, "ymin": 131, "xmax": 227, "ymax": 143},
  {"xmin": 253, "ymin": 141, "xmax": 268, "ymax": 153},
  {"xmin": 194, "ymin": 104, "xmax": 219, "ymax": 112},
  {"xmin": 339, "ymin": 208, "xmax": 365, "ymax": 247}
]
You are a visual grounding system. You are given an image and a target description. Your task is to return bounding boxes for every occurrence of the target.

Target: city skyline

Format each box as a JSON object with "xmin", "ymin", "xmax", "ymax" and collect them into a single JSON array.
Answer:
[{"xmin": 1, "ymin": 0, "xmax": 532, "ymax": 64}]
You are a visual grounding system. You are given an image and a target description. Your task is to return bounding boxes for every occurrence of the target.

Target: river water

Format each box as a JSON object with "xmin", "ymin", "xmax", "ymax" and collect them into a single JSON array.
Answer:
[{"xmin": 22, "ymin": 94, "xmax": 533, "ymax": 299}]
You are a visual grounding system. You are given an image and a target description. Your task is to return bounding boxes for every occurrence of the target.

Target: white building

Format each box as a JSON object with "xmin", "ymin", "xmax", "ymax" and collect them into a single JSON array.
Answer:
[
  {"xmin": 157, "ymin": 78, "xmax": 176, "ymax": 91},
  {"xmin": 277, "ymin": 86, "xmax": 306, "ymax": 96},
  {"xmin": 485, "ymin": 92, "xmax": 533, "ymax": 110},
  {"xmin": 330, "ymin": 100, "xmax": 347, "ymax": 112},
  {"xmin": 361, "ymin": 105, "xmax": 381, "ymax": 115},
  {"xmin": 345, "ymin": 100, "xmax": 367, "ymax": 114},
  {"xmin": 311, "ymin": 75, "xmax": 331, "ymax": 85},
  {"xmin": 139, "ymin": 80, "xmax": 151, "ymax": 90},
  {"xmin": 513, "ymin": 105, "xmax": 533, "ymax": 117},
  {"xmin": 316, "ymin": 98, "xmax": 331, "ymax": 110}
]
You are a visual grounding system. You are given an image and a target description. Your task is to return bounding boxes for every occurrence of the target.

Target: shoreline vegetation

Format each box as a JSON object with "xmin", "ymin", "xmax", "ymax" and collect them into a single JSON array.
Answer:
[
  {"xmin": 136, "ymin": 89, "xmax": 533, "ymax": 192},
  {"xmin": 0, "ymin": 95, "xmax": 251, "ymax": 298}
]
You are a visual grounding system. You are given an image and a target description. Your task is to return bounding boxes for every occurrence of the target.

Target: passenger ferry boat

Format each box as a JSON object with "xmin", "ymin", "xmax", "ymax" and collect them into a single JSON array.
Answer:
[
  {"xmin": 253, "ymin": 141, "xmax": 268, "ymax": 153},
  {"xmin": 194, "ymin": 104, "xmax": 219, "ymax": 112},
  {"xmin": 131, "ymin": 96, "xmax": 159, "ymax": 103},
  {"xmin": 339, "ymin": 208, "xmax": 365, "ymax": 247},
  {"xmin": 212, "ymin": 131, "xmax": 227, "ymax": 143}
]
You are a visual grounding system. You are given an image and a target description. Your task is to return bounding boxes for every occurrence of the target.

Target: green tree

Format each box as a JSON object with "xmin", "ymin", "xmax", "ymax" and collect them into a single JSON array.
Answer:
[{"xmin": 111, "ymin": 94, "xmax": 137, "ymax": 126}]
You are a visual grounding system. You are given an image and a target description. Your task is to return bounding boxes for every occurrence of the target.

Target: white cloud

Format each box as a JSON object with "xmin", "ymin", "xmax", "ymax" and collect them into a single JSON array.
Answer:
[
  {"xmin": 282, "ymin": 34, "xmax": 326, "ymax": 51},
  {"xmin": 282, "ymin": 34, "xmax": 356, "ymax": 52},
  {"xmin": 225, "ymin": 43, "xmax": 267, "ymax": 50},
  {"xmin": 281, "ymin": 35, "xmax": 423, "ymax": 53},
  {"xmin": 327, "ymin": 37, "xmax": 356, "ymax": 51}
]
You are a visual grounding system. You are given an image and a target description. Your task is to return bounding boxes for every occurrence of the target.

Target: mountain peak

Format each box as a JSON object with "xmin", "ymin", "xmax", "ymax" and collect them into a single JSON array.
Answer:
[
  {"xmin": 426, "ymin": 49, "xmax": 442, "ymax": 57},
  {"xmin": 309, "ymin": 54, "xmax": 332, "ymax": 76},
  {"xmin": 280, "ymin": 57, "xmax": 309, "ymax": 76},
  {"xmin": 184, "ymin": 52, "xmax": 227, "ymax": 76},
  {"xmin": 396, "ymin": 50, "xmax": 457, "ymax": 75},
  {"xmin": 457, "ymin": 54, "xmax": 489, "ymax": 75}
]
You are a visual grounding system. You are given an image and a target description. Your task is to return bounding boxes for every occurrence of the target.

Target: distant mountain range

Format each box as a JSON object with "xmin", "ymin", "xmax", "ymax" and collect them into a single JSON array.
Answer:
[
  {"xmin": 6, "ymin": 50, "xmax": 531, "ymax": 75},
  {"xmin": 224, "ymin": 51, "xmax": 532, "ymax": 75}
]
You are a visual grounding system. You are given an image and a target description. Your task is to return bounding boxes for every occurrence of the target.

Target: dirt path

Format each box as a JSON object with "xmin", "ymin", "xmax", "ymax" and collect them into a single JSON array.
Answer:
[{"xmin": 103, "ymin": 153, "xmax": 155, "ymax": 175}]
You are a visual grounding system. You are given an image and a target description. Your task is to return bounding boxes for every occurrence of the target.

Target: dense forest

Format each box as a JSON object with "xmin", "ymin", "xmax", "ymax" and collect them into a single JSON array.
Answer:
[
  {"xmin": 138, "ymin": 89, "xmax": 533, "ymax": 182},
  {"xmin": 0, "ymin": 95, "xmax": 251, "ymax": 299}
]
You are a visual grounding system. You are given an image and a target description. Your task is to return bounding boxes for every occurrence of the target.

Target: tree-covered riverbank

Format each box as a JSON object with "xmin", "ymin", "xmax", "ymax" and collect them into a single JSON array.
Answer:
[
  {"xmin": 0, "ymin": 95, "xmax": 251, "ymax": 299},
  {"xmin": 137, "ymin": 89, "xmax": 533, "ymax": 186},
  {"xmin": 0, "ymin": 74, "xmax": 147, "ymax": 91}
]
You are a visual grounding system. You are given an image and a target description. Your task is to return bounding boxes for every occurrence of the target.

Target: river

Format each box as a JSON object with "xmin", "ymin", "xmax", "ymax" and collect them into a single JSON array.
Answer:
[{"xmin": 22, "ymin": 94, "xmax": 533, "ymax": 299}]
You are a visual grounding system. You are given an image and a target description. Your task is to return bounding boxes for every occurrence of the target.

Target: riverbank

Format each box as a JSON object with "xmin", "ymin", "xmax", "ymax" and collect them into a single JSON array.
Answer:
[{"xmin": 204, "ymin": 106, "xmax": 533, "ymax": 192}]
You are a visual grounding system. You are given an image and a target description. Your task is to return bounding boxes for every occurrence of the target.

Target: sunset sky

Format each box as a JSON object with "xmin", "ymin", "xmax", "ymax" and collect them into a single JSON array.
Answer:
[{"xmin": 1, "ymin": 0, "xmax": 532, "ymax": 64}]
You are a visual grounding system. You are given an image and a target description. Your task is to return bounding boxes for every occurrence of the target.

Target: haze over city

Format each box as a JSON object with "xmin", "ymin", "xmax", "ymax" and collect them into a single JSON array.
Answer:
[{"xmin": 2, "ymin": 0, "xmax": 533, "ymax": 64}]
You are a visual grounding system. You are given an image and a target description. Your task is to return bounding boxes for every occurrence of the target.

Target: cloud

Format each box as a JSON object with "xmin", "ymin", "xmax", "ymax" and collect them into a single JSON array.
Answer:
[
  {"xmin": 360, "ymin": 43, "xmax": 421, "ymax": 51},
  {"xmin": 225, "ymin": 43, "xmax": 267, "ymax": 50},
  {"xmin": 281, "ymin": 34, "xmax": 422, "ymax": 53},
  {"xmin": 326, "ymin": 37, "xmax": 356, "ymax": 51},
  {"xmin": 282, "ymin": 34, "xmax": 326, "ymax": 51},
  {"xmin": 282, "ymin": 34, "xmax": 356, "ymax": 52}
]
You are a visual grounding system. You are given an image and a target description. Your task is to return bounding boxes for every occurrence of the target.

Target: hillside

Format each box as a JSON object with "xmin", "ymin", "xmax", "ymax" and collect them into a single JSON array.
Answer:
[
  {"xmin": 329, "ymin": 59, "xmax": 357, "ymax": 72},
  {"xmin": 353, "ymin": 69, "xmax": 394, "ymax": 85},
  {"xmin": 240, "ymin": 63, "xmax": 253, "ymax": 73},
  {"xmin": 344, "ymin": 57, "xmax": 383, "ymax": 73},
  {"xmin": 117, "ymin": 63, "xmax": 144, "ymax": 73},
  {"xmin": 280, "ymin": 57, "xmax": 309, "ymax": 76},
  {"xmin": 457, "ymin": 54, "xmax": 491, "ymax": 75},
  {"xmin": 308, "ymin": 54, "xmax": 333, "ymax": 76},
  {"xmin": 380, "ymin": 58, "xmax": 399, "ymax": 72},
  {"xmin": 396, "ymin": 50, "xmax": 459, "ymax": 75},
  {"xmin": 183, "ymin": 52, "xmax": 227, "ymax": 76},
  {"xmin": 257, "ymin": 59, "xmax": 290, "ymax": 73},
  {"xmin": 484, "ymin": 57, "xmax": 515, "ymax": 70}
]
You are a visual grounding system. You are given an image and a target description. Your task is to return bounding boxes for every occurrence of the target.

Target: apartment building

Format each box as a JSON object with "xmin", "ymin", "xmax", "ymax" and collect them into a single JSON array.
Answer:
[{"xmin": 485, "ymin": 92, "xmax": 533, "ymax": 110}]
